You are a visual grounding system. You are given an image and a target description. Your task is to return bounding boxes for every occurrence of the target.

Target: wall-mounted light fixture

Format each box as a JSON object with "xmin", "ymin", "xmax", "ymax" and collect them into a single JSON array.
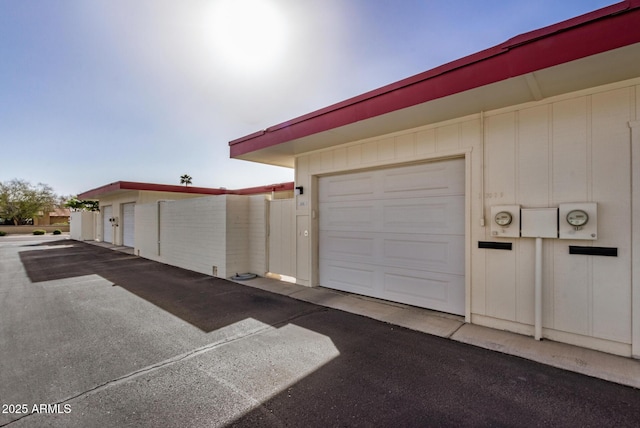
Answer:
[{"xmin": 295, "ymin": 186, "xmax": 304, "ymax": 196}]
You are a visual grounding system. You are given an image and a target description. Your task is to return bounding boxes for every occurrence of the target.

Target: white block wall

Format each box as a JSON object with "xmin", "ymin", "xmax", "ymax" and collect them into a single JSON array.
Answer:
[
  {"xmin": 293, "ymin": 77, "xmax": 640, "ymax": 357},
  {"xmin": 159, "ymin": 196, "xmax": 226, "ymax": 277},
  {"xmin": 134, "ymin": 195, "xmax": 268, "ymax": 279}
]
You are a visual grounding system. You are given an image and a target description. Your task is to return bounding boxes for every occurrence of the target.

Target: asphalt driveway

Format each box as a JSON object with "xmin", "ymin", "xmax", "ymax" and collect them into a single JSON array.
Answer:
[{"xmin": 1, "ymin": 237, "xmax": 639, "ymax": 427}]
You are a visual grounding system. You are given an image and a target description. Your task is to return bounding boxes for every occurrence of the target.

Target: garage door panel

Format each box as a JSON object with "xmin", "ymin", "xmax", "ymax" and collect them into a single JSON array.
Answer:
[
  {"xmin": 320, "ymin": 173, "xmax": 375, "ymax": 202},
  {"xmin": 382, "ymin": 162, "xmax": 464, "ymax": 197},
  {"xmin": 320, "ymin": 232, "xmax": 375, "ymax": 259},
  {"xmin": 382, "ymin": 196, "xmax": 464, "ymax": 234},
  {"xmin": 319, "ymin": 158, "xmax": 465, "ymax": 316},
  {"xmin": 383, "ymin": 269, "xmax": 465, "ymax": 314},
  {"xmin": 383, "ymin": 235, "xmax": 464, "ymax": 275},
  {"xmin": 122, "ymin": 203, "xmax": 135, "ymax": 247},
  {"xmin": 320, "ymin": 260, "xmax": 376, "ymax": 293},
  {"xmin": 102, "ymin": 206, "xmax": 112, "ymax": 244},
  {"xmin": 320, "ymin": 202, "xmax": 377, "ymax": 231}
]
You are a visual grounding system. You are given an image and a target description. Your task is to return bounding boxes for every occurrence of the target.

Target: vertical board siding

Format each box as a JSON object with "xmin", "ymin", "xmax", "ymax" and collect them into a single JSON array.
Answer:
[
  {"xmin": 225, "ymin": 195, "xmax": 250, "ymax": 277},
  {"xmin": 517, "ymin": 105, "xmax": 550, "ymax": 207},
  {"xmin": 551, "ymin": 97, "xmax": 589, "ymax": 203},
  {"xmin": 248, "ymin": 195, "xmax": 268, "ymax": 275},
  {"xmin": 295, "ymin": 80, "xmax": 637, "ymax": 351},
  {"xmin": 484, "ymin": 113, "xmax": 518, "ymax": 323},
  {"xmin": 269, "ymin": 199, "xmax": 296, "ymax": 277},
  {"xmin": 589, "ymin": 88, "xmax": 632, "ymax": 342}
]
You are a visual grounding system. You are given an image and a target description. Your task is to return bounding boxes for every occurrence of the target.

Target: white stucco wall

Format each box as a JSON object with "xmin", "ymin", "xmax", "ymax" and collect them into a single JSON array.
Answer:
[{"xmin": 293, "ymin": 77, "xmax": 640, "ymax": 357}]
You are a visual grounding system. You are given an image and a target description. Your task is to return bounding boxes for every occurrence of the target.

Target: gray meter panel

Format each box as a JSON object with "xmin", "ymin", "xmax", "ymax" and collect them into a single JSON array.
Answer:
[
  {"xmin": 490, "ymin": 205, "xmax": 520, "ymax": 238},
  {"xmin": 559, "ymin": 202, "xmax": 597, "ymax": 240}
]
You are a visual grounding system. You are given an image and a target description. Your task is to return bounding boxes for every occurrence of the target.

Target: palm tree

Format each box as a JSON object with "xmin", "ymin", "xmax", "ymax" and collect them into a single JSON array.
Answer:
[{"xmin": 180, "ymin": 174, "xmax": 192, "ymax": 187}]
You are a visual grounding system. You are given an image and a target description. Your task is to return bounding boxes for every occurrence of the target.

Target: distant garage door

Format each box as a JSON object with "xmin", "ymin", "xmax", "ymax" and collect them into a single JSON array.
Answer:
[
  {"xmin": 319, "ymin": 159, "xmax": 465, "ymax": 315},
  {"xmin": 122, "ymin": 203, "xmax": 135, "ymax": 247},
  {"xmin": 102, "ymin": 205, "xmax": 113, "ymax": 244}
]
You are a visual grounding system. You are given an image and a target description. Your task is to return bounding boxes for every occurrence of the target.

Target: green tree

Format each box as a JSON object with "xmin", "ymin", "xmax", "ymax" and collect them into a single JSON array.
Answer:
[
  {"xmin": 0, "ymin": 179, "xmax": 57, "ymax": 225},
  {"xmin": 64, "ymin": 197, "xmax": 100, "ymax": 212},
  {"xmin": 180, "ymin": 174, "xmax": 192, "ymax": 187}
]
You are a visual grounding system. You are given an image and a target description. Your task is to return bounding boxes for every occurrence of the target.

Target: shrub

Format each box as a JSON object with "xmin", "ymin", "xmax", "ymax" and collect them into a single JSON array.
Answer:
[
  {"xmin": 0, "ymin": 231, "xmax": 6, "ymax": 236},
  {"xmin": 53, "ymin": 229, "xmax": 62, "ymax": 235},
  {"xmin": 32, "ymin": 229, "xmax": 46, "ymax": 235}
]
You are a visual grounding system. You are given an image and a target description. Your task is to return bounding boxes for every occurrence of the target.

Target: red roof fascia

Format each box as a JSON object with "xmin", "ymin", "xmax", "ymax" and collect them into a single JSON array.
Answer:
[
  {"xmin": 229, "ymin": 0, "xmax": 640, "ymax": 157},
  {"xmin": 230, "ymin": 181, "xmax": 294, "ymax": 195},
  {"xmin": 78, "ymin": 181, "xmax": 294, "ymax": 199},
  {"xmin": 117, "ymin": 181, "xmax": 229, "ymax": 195}
]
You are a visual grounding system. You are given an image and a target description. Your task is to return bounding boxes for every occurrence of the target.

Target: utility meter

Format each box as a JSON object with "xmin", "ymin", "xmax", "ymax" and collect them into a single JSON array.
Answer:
[
  {"xmin": 559, "ymin": 203, "xmax": 597, "ymax": 240},
  {"xmin": 490, "ymin": 205, "xmax": 520, "ymax": 238},
  {"xmin": 566, "ymin": 210, "xmax": 589, "ymax": 228},
  {"xmin": 494, "ymin": 211, "xmax": 513, "ymax": 226}
]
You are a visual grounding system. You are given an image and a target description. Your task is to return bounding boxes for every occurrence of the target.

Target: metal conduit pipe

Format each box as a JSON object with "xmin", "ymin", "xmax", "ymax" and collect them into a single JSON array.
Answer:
[{"xmin": 534, "ymin": 237, "xmax": 543, "ymax": 341}]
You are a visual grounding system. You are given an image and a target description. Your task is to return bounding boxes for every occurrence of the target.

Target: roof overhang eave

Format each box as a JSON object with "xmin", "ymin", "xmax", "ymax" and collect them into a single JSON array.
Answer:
[{"xmin": 229, "ymin": 1, "xmax": 640, "ymax": 167}]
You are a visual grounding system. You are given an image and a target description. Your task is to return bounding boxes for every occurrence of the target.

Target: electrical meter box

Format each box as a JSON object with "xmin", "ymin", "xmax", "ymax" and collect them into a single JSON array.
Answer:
[
  {"xmin": 559, "ymin": 202, "xmax": 597, "ymax": 240},
  {"xmin": 521, "ymin": 208, "xmax": 558, "ymax": 238},
  {"xmin": 490, "ymin": 205, "xmax": 520, "ymax": 238}
]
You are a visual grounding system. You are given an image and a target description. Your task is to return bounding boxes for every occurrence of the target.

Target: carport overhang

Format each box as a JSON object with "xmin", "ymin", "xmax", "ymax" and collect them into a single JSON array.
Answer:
[{"xmin": 229, "ymin": 0, "xmax": 640, "ymax": 168}]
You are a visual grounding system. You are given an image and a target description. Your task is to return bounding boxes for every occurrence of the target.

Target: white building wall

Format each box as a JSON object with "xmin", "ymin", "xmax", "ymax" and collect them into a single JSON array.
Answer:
[
  {"xmin": 294, "ymin": 78, "xmax": 639, "ymax": 356},
  {"xmin": 98, "ymin": 192, "xmax": 137, "ymax": 246},
  {"xmin": 70, "ymin": 211, "xmax": 98, "ymax": 241},
  {"xmin": 97, "ymin": 191, "xmax": 215, "ymax": 246}
]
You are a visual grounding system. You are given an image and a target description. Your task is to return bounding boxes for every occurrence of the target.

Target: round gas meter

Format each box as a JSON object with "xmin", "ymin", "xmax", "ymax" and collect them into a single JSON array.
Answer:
[
  {"xmin": 494, "ymin": 211, "xmax": 513, "ymax": 227},
  {"xmin": 566, "ymin": 209, "xmax": 589, "ymax": 227}
]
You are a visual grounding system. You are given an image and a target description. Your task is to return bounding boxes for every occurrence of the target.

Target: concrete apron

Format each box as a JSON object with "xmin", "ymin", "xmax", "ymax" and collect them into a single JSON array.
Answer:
[{"xmin": 234, "ymin": 275, "xmax": 640, "ymax": 390}]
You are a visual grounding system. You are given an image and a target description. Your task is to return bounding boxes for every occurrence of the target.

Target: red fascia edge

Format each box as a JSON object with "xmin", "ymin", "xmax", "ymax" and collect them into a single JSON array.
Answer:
[
  {"xmin": 229, "ymin": 181, "xmax": 295, "ymax": 195},
  {"xmin": 78, "ymin": 181, "xmax": 295, "ymax": 199},
  {"xmin": 229, "ymin": 0, "xmax": 640, "ymax": 157}
]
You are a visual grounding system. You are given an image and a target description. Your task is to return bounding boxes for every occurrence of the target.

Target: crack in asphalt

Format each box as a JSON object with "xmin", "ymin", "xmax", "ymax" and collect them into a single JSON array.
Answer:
[{"xmin": 0, "ymin": 306, "xmax": 327, "ymax": 427}]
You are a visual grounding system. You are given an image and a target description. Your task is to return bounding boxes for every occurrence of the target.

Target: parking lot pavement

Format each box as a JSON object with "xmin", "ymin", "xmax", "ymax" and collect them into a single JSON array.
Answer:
[{"xmin": 1, "ymin": 238, "xmax": 639, "ymax": 427}]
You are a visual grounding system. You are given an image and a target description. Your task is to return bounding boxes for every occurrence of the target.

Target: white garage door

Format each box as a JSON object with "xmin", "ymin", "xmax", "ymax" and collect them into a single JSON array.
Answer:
[
  {"xmin": 102, "ymin": 205, "xmax": 113, "ymax": 244},
  {"xmin": 319, "ymin": 159, "xmax": 465, "ymax": 315},
  {"xmin": 122, "ymin": 203, "xmax": 135, "ymax": 247}
]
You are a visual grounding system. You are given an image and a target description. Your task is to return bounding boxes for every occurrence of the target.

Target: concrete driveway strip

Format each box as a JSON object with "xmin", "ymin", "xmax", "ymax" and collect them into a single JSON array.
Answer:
[{"xmin": 1, "ymin": 238, "xmax": 639, "ymax": 427}]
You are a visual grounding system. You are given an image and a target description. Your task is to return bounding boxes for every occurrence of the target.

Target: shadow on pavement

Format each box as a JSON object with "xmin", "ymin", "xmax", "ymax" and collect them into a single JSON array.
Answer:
[
  {"xmin": 18, "ymin": 240, "xmax": 320, "ymax": 333},
  {"xmin": 16, "ymin": 240, "xmax": 640, "ymax": 427},
  {"xmin": 228, "ymin": 306, "xmax": 640, "ymax": 427}
]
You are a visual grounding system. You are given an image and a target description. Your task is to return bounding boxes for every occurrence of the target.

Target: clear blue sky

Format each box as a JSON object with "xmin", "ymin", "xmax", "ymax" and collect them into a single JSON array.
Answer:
[{"xmin": 0, "ymin": 0, "xmax": 616, "ymax": 196}]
